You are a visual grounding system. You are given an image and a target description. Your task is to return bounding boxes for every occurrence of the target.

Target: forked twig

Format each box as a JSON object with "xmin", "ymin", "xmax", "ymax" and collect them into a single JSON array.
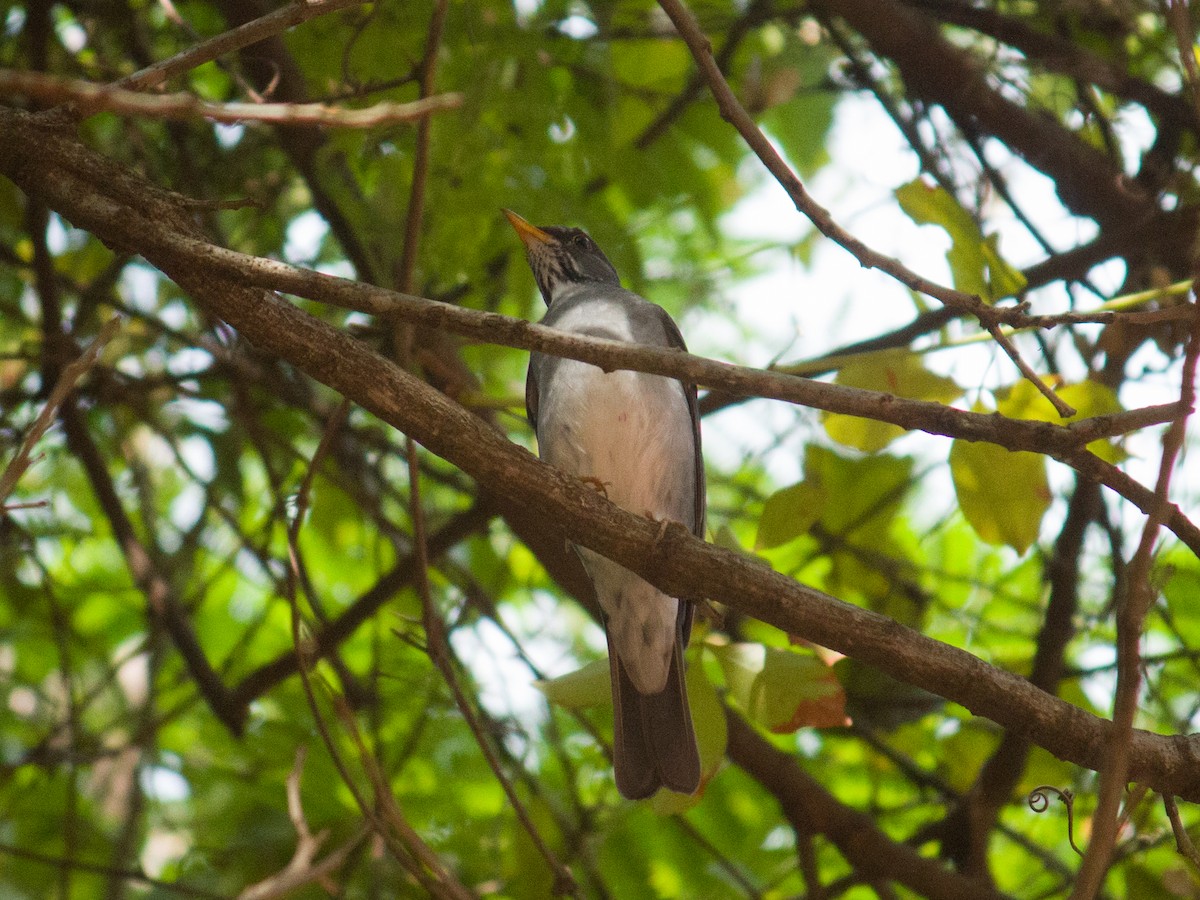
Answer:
[
  {"xmin": 238, "ymin": 746, "xmax": 368, "ymax": 900},
  {"xmin": 655, "ymin": 0, "xmax": 1074, "ymax": 416}
]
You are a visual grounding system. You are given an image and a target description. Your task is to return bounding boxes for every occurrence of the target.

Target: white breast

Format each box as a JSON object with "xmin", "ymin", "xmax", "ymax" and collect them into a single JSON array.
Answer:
[{"xmin": 536, "ymin": 299, "xmax": 696, "ymax": 529}]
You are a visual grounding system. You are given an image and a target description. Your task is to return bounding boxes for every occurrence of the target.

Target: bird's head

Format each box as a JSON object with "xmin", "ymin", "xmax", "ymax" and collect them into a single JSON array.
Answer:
[{"xmin": 504, "ymin": 209, "xmax": 620, "ymax": 305}]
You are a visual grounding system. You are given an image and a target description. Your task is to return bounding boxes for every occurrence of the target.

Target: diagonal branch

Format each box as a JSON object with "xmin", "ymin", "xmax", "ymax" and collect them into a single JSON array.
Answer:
[
  {"xmin": 725, "ymin": 706, "xmax": 1012, "ymax": 899},
  {"xmin": 228, "ymin": 503, "xmax": 491, "ymax": 713},
  {"xmin": 114, "ymin": 234, "xmax": 1200, "ymax": 554},
  {"xmin": 117, "ymin": 0, "xmax": 369, "ymax": 92},
  {"xmin": 817, "ymin": 0, "xmax": 1154, "ymax": 230},
  {"xmin": 0, "ymin": 316, "xmax": 121, "ymax": 505}
]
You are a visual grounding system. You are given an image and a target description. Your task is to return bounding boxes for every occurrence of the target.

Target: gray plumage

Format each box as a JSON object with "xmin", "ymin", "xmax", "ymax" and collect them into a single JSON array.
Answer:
[{"xmin": 506, "ymin": 210, "xmax": 704, "ymax": 799}]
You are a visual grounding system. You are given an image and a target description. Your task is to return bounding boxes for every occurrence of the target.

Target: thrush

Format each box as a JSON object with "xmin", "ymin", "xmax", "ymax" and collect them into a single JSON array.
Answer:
[{"xmin": 505, "ymin": 209, "xmax": 703, "ymax": 799}]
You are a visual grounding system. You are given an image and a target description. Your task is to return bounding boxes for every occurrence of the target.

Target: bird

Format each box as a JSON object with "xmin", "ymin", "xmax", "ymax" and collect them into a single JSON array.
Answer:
[{"xmin": 505, "ymin": 209, "xmax": 704, "ymax": 799}]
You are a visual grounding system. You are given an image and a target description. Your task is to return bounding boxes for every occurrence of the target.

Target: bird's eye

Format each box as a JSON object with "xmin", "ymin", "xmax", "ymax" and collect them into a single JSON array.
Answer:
[{"xmin": 571, "ymin": 234, "xmax": 589, "ymax": 248}]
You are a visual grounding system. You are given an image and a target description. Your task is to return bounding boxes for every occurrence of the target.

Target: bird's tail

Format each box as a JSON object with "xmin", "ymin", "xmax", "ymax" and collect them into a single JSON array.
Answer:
[{"xmin": 608, "ymin": 631, "xmax": 701, "ymax": 800}]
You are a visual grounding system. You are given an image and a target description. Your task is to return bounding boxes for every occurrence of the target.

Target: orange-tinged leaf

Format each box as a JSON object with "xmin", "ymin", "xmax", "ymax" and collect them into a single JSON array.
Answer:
[{"xmin": 751, "ymin": 649, "xmax": 846, "ymax": 733}]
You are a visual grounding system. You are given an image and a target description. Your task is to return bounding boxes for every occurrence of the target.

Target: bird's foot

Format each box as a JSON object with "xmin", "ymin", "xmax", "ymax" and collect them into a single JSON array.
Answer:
[
  {"xmin": 645, "ymin": 513, "xmax": 673, "ymax": 548},
  {"xmin": 580, "ymin": 475, "xmax": 611, "ymax": 498}
]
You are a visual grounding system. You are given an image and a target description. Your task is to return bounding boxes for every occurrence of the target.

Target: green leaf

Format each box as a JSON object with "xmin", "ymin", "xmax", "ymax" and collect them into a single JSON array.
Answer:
[
  {"xmin": 895, "ymin": 178, "xmax": 1023, "ymax": 302},
  {"xmin": 805, "ymin": 444, "xmax": 913, "ymax": 543},
  {"xmin": 981, "ymin": 233, "xmax": 1028, "ymax": 298},
  {"xmin": 756, "ymin": 480, "xmax": 826, "ymax": 549},
  {"xmin": 996, "ymin": 377, "xmax": 1125, "ymax": 461},
  {"xmin": 688, "ymin": 652, "xmax": 728, "ymax": 780},
  {"xmin": 749, "ymin": 23, "xmax": 837, "ymax": 178},
  {"xmin": 949, "ymin": 437, "xmax": 1050, "ymax": 553},
  {"xmin": 610, "ymin": 39, "xmax": 691, "ymax": 91},
  {"xmin": 824, "ymin": 350, "xmax": 962, "ymax": 452},
  {"xmin": 508, "ymin": 796, "xmax": 564, "ymax": 897},
  {"xmin": 534, "ymin": 658, "xmax": 611, "ymax": 709},
  {"xmin": 996, "ymin": 377, "xmax": 1064, "ymax": 422}
]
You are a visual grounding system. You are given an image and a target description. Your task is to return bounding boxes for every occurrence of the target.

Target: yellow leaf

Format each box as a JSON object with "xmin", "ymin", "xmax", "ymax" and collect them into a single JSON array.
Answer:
[
  {"xmin": 950, "ymin": 439, "xmax": 1049, "ymax": 553},
  {"xmin": 824, "ymin": 350, "xmax": 962, "ymax": 452}
]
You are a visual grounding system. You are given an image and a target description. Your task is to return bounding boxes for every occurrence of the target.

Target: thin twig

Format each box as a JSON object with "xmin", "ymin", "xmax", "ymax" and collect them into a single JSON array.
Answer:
[
  {"xmin": 403, "ymin": 437, "xmax": 579, "ymax": 897},
  {"xmin": 986, "ymin": 322, "xmax": 1075, "ymax": 416},
  {"xmin": 1, "ymin": 70, "xmax": 462, "ymax": 128},
  {"xmin": 119, "ymin": 0, "xmax": 369, "ymax": 92},
  {"xmin": 1165, "ymin": 0, "xmax": 1200, "ymax": 126},
  {"xmin": 395, "ymin": 0, "xmax": 447, "ymax": 294},
  {"xmin": 1072, "ymin": 285, "xmax": 1200, "ymax": 895},
  {"xmin": 82, "ymin": 226, "xmax": 1199, "ymax": 553},
  {"xmin": 172, "ymin": 243, "xmax": 1183, "ymax": 456},
  {"xmin": 656, "ymin": 0, "xmax": 1073, "ymax": 414},
  {"xmin": 284, "ymin": 404, "xmax": 471, "ymax": 899},
  {"xmin": 1163, "ymin": 795, "xmax": 1200, "ymax": 870},
  {"xmin": 0, "ymin": 841, "xmax": 224, "ymax": 899},
  {"xmin": 284, "ymin": 405, "xmax": 380, "ymax": 831},
  {"xmin": 0, "ymin": 316, "xmax": 121, "ymax": 504}
]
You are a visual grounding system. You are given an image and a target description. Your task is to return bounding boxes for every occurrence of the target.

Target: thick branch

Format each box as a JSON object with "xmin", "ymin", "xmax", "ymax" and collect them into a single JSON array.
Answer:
[
  {"xmin": 725, "ymin": 707, "xmax": 1011, "ymax": 900},
  {"xmin": 909, "ymin": 0, "xmax": 1196, "ymax": 135}
]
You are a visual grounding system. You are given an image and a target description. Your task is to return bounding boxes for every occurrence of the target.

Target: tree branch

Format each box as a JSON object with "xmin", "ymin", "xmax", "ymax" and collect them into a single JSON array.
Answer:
[
  {"xmin": 725, "ymin": 707, "xmax": 1011, "ymax": 899},
  {"xmin": 117, "ymin": 0, "xmax": 370, "ymax": 91},
  {"xmin": 0, "ymin": 69, "xmax": 462, "ymax": 127}
]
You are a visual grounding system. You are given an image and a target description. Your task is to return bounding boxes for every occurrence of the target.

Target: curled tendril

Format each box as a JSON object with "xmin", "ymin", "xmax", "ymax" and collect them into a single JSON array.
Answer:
[{"xmin": 1028, "ymin": 786, "xmax": 1084, "ymax": 856}]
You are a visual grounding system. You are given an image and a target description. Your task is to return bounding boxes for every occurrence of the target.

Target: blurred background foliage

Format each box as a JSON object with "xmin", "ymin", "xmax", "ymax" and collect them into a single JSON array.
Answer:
[{"xmin": 1, "ymin": 0, "xmax": 1199, "ymax": 897}]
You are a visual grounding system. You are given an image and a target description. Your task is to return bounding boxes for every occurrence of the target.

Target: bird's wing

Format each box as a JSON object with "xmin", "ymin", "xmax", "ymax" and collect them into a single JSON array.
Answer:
[
  {"xmin": 653, "ymin": 306, "xmax": 706, "ymax": 541},
  {"xmin": 650, "ymin": 305, "xmax": 705, "ymax": 649},
  {"xmin": 525, "ymin": 355, "xmax": 540, "ymax": 433}
]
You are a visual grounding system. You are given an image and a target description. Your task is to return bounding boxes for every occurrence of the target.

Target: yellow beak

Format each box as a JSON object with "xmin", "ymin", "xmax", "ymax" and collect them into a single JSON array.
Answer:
[{"xmin": 503, "ymin": 209, "xmax": 556, "ymax": 246}]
